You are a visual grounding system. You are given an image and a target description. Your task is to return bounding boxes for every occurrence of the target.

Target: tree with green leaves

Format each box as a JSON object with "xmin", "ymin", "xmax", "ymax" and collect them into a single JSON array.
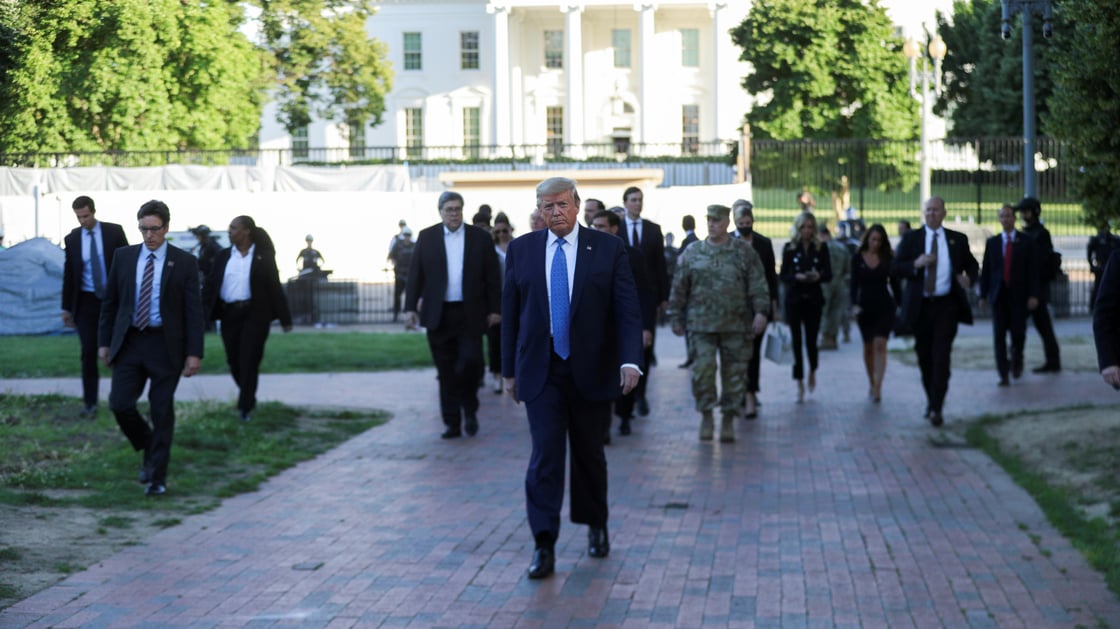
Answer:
[
  {"xmin": 257, "ymin": 0, "xmax": 393, "ymax": 134},
  {"xmin": 1046, "ymin": 0, "xmax": 1120, "ymax": 226}
]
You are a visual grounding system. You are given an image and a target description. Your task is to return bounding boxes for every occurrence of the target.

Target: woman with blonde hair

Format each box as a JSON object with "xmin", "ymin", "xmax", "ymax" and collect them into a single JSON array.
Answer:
[{"xmin": 779, "ymin": 211, "xmax": 832, "ymax": 402}]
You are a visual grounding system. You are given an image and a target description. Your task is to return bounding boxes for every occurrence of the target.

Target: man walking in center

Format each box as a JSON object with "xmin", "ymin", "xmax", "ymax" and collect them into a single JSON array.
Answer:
[
  {"xmin": 405, "ymin": 191, "xmax": 501, "ymax": 439},
  {"xmin": 620, "ymin": 186, "xmax": 667, "ymax": 416},
  {"xmin": 893, "ymin": 196, "xmax": 978, "ymax": 427},
  {"xmin": 1016, "ymin": 196, "xmax": 1062, "ymax": 372},
  {"xmin": 98, "ymin": 200, "xmax": 204, "ymax": 496},
  {"xmin": 978, "ymin": 203, "xmax": 1039, "ymax": 386},
  {"xmin": 502, "ymin": 177, "xmax": 643, "ymax": 580},
  {"xmin": 62, "ymin": 195, "xmax": 128, "ymax": 417}
]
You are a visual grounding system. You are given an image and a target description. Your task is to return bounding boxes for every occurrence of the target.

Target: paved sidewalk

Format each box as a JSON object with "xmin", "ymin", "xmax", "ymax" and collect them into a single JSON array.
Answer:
[{"xmin": 2, "ymin": 320, "xmax": 1119, "ymax": 627}]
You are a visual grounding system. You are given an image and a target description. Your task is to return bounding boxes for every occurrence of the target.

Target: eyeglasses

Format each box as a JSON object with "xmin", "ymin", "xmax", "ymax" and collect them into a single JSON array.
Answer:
[
  {"xmin": 138, "ymin": 225, "xmax": 165, "ymax": 233},
  {"xmin": 493, "ymin": 228, "xmax": 510, "ymax": 234}
]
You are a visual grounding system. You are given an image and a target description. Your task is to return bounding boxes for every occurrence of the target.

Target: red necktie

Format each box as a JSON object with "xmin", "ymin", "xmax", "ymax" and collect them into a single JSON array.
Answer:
[{"xmin": 1002, "ymin": 235, "xmax": 1012, "ymax": 283}]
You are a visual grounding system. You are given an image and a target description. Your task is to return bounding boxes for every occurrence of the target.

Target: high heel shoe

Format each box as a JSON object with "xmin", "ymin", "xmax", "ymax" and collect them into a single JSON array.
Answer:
[
  {"xmin": 796, "ymin": 380, "xmax": 805, "ymax": 404},
  {"xmin": 808, "ymin": 371, "xmax": 816, "ymax": 393}
]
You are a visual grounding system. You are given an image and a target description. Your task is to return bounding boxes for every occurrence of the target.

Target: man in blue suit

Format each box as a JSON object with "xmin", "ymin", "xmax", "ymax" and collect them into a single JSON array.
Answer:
[
  {"xmin": 978, "ymin": 204, "xmax": 1039, "ymax": 386},
  {"xmin": 502, "ymin": 177, "xmax": 644, "ymax": 579}
]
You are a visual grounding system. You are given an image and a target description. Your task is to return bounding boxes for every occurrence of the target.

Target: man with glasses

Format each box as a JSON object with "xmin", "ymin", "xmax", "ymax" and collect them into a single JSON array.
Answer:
[
  {"xmin": 405, "ymin": 191, "xmax": 502, "ymax": 439},
  {"xmin": 62, "ymin": 196, "xmax": 128, "ymax": 418},
  {"xmin": 98, "ymin": 200, "xmax": 204, "ymax": 496}
]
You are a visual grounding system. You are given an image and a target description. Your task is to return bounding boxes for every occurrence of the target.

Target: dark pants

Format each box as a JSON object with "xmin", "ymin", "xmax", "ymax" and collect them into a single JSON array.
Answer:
[
  {"xmin": 991, "ymin": 292, "xmax": 1026, "ymax": 379},
  {"xmin": 787, "ymin": 299, "xmax": 822, "ymax": 381},
  {"xmin": 1029, "ymin": 300, "xmax": 1061, "ymax": 368},
  {"xmin": 746, "ymin": 332, "xmax": 764, "ymax": 394},
  {"xmin": 75, "ymin": 291, "xmax": 103, "ymax": 407},
  {"xmin": 393, "ymin": 276, "xmax": 406, "ymax": 319},
  {"xmin": 632, "ymin": 329, "xmax": 655, "ymax": 402},
  {"xmin": 486, "ymin": 322, "xmax": 501, "ymax": 375},
  {"xmin": 426, "ymin": 302, "xmax": 483, "ymax": 430},
  {"xmin": 220, "ymin": 302, "xmax": 271, "ymax": 414},
  {"xmin": 914, "ymin": 296, "xmax": 959, "ymax": 414},
  {"xmin": 109, "ymin": 328, "xmax": 181, "ymax": 485},
  {"xmin": 525, "ymin": 350, "xmax": 609, "ymax": 547}
]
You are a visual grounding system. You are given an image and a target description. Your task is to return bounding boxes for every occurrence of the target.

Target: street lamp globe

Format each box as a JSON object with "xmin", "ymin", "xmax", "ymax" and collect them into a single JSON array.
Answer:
[
  {"xmin": 903, "ymin": 38, "xmax": 921, "ymax": 59},
  {"xmin": 928, "ymin": 36, "xmax": 947, "ymax": 60}
]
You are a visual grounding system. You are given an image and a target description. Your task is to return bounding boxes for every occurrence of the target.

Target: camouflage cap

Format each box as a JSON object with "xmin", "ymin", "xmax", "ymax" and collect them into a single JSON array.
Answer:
[{"xmin": 707, "ymin": 204, "xmax": 731, "ymax": 220}]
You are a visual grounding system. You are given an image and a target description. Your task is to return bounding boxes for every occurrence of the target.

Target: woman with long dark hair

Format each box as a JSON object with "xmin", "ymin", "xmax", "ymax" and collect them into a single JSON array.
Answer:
[
  {"xmin": 204, "ymin": 215, "xmax": 293, "ymax": 421},
  {"xmin": 486, "ymin": 212, "xmax": 514, "ymax": 393},
  {"xmin": 779, "ymin": 211, "xmax": 832, "ymax": 403},
  {"xmin": 850, "ymin": 223, "xmax": 902, "ymax": 402}
]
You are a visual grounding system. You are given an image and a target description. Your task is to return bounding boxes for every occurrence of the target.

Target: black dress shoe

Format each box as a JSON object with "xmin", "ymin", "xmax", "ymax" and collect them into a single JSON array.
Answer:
[
  {"xmin": 138, "ymin": 466, "xmax": 151, "ymax": 484},
  {"xmin": 144, "ymin": 483, "xmax": 166, "ymax": 496},
  {"xmin": 928, "ymin": 411, "xmax": 944, "ymax": 428},
  {"xmin": 440, "ymin": 428, "xmax": 462, "ymax": 439},
  {"xmin": 1012, "ymin": 361, "xmax": 1024, "ymax": 379},
  {"xmin": 619, "ymin": 417, "xmax": 632, "ymax": 435},
  {"xmin": 1032, "ymin": 364, "xmax": 1061, "ymax": 374},
  {"xmin": 527, "ymin": 547, "xmax": 555, "ymax": 579},
  {"xmin": 588, "ymin": 526, "xmax": 610, "ymax": 558},
  {"xmin": 636, "ymin": 397, "xmax": 650, "ymax": 416},
  {"xmin": 239, "ymin": 410, "xmax": 251, "ymax": 422},
  {"xmin": 998, "ymin": 377, "xmax": 1010, "ymax": 387},
  {"xmin": 80, "ymin": 404, "xmax": 97, "ymax": 419},
  {"xmin": 464, "ymin": 413, "xmax": 479, "ymax": 436}
]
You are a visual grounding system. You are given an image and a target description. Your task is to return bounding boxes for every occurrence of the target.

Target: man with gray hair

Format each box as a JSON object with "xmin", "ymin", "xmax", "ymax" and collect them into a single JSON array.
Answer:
[{"xmin": 405, "ymin": 191, "xmax": 502, "ymax": 439}]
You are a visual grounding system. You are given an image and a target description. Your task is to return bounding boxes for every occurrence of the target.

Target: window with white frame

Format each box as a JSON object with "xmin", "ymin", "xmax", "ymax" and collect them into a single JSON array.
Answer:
[
  {"xmin": 461, "ymin": 31, "xmax": 479, "ymax": 70},
  {"xmin": 681, "ymin": 28, "xmax": 699, "ymax": 68},
  {"xmin": 682, "ymin": 105, "xmax": 699, "ymax": 155},
  {"xmin": 405, "ymin": 107, "xmax": 423, "ymax": 158},
  {"xmin": 463, "ymin": 107, "xmax": 481, "ymax": 159},
  {"xmin": 544, "ymin": 30, "xmax": 563, "ymax": 69},
  {"xmin": 403, "ymin": 32, "xmax": 422, "ymax": 70},
  {"xmin": 348, "ymin": 120, "xmax": 366, "ymax": 159},
  {"xmin": 292, "ymin": 125, "xmax": 309, "ymax": 159},
  {"xmin": 612, "ymin": 29, "xmax": 631, "ymax": 68},
  {"xmin": 546, "ymin": 106, "xmax": 564, "ymax": 156}
]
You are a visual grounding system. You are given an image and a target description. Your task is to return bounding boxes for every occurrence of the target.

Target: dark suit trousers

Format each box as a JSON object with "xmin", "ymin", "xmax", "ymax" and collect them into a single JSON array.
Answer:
[
  {"xmin": 426, "ymin": 302, "xmax": 482, "ymax": 428},
  {"xmin": 914, "ymin": 296, "xmax": 959, "ymax": 414},
  {"xmin": 1030, "ymin": 300, "xmax": 1061, "ymax": 367},
  {"xmin": 75, "ymin": 291, "xmax": 103, "ymax": 407},
  {"xmin": 632, "ymin": 331, "xmax": 655, "ymax": 402},
  {"xmin": 109, "ymin": 329, "xmax": 181, "ymax": 485},
  {"xmin": 991, "ymin": 292, "xmax": 1026, "ymax": 379},
  {"xmin": 525, "ymin": 351, "xmax": 609, "ymax": 543},
  {"xmin": 220, "ymin": 303, "xmax": 272, "ymax": 413},
  {"xmin": 747, "ymin": 333, "xmax": 764, "ymax": 394},
  {"xmin": 393, "ymin": 276, "xmax": 406, "ymax": 318}
]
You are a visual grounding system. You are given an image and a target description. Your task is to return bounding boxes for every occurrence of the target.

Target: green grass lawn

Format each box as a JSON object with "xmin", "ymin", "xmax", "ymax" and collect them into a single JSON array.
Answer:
[{"xmin": 0, "ymin": 331, "xmax": 433, "ymax": 378}]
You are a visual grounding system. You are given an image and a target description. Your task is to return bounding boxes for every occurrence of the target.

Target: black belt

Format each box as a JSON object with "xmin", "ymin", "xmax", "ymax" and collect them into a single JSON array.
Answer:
[
  {"xmin": 130, "ymin": 326, "xmax": 164, "ymax": 335},
  {"xmin": 224, "ymin": 300, "xmax": 252, "ymax": 309},
  {"xmin": 922, "ymin": 294, "xmax": 953, "ymax": 302}
]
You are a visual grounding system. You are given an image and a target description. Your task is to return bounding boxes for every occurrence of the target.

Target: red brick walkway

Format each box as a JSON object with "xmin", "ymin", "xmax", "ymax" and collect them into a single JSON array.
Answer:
[{"xmin": 2, "ymin": 320, "xmax": 1119, "ymax": 627}]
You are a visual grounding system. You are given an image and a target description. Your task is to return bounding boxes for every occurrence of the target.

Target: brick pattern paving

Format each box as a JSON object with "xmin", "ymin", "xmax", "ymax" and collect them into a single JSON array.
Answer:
[{"xmin": 2, "ymin": 321, "xmax": 1119, "ymax": 627}]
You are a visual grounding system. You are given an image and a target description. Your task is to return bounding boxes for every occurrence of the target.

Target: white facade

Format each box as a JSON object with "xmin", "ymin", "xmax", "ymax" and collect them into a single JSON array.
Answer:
[{"xmin": 258, "ymin": 0, "xmax": 753, "ymax": 158}]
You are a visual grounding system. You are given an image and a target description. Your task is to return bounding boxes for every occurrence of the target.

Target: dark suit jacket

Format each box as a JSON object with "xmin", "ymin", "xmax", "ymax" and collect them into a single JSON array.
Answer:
[
  {"xmin": 1093, "ymin": 250, "xmax": 1120, "ymax": 370},
  {"xmin": 62, "ymin": 221, "xmax": 128, "ymax": 312},
  {"xmin": 99, "ymin": 244, "xmax": 204, "ymax": 369},
  {"xmin": 405, "ymin": 223, "xmax": 500, "ymax": 335},
  {"xmin": 893, "ymin": 226, "xmax": 979, "ymax": 328},
  {"xmin": 679, "ymin": 231, "xmax": 699, "ymax": 253},
  {"xmin": 622, "ymin": 218, "xmax": 669, "ymax": 303},
  {"xmin": 737, "ymin": 232, "xmax": 778, "ymax": 308},
  {"xmin": 979, "ymin": 231, "xmax": 1038, "ymax": 311},
  {"xmin": 626, "ymin": 245, "xmax": 657, "ymax": 332},
  {"xmin": 203, "ymin": 247, "xmax": 293, "ymax": 326},
  {"xmin": 1022, "ymin": 223, "xmax": 1055, "ymax": 302},
  {"xmin": 502, "ymin": 226, "xmax": 643, "ymax": 403}
]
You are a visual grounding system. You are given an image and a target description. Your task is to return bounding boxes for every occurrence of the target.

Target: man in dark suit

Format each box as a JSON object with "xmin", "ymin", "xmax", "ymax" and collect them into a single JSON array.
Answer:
[
  {"xmin": 1016, "ymin": 196, "xmax": 1062, "ymax": 372},
  {"xmin": 590, "ymin": 209, "xmax": 656, "ymax": 441},
  {"xmin": 620, "ymin": 186, "xmax": 667, "ymax": 416},
  {"xmin": 502, "ymin": 177, "xmax": 643, "ymax": 579},
  {"xmin": 98, "ymin": 200, "xmax": 204, "ymax": 496},
  {"xmin": 978, "ymin": 204, "xmax": 1039, "ymax": 386},
  {"xmin": 62, "ymin": 195, "xmax": 129, "ymax": 417},
  {"xmin": 679, "ymin": 215, "xmax": 699, "ymax": 252},
  {"xmin": 892, "ymin": 196, "xmax": 979, "ymax": 427},
  {"xmin": 583, "ymin": 197, "xmax": 606, "ymax": 226},
  {"xmin": 405, "ymin": 191, "xmax": 502, "ymax": 439},
  {"xmin": 732, "ymin": 199, "xmax": 778, "ymax": 418},
  {"xmin": 1092, "ymin": 250, "xmax": 1120, "ymax": 390}
]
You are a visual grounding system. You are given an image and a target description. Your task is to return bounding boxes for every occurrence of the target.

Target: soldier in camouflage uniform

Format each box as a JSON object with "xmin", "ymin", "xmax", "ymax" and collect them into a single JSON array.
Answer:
[
  {"xmin": 819, "ymin": 225, "xmax": 852, "ymax": 349},
  {"xmin": 667, "ymin": 204, "xmax": 770, "ymax": 443}
]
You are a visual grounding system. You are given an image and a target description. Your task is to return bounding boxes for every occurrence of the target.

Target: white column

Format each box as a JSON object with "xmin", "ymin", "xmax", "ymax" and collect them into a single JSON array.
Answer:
[
  {"xmin": 563, "ymin": 4, "xmax": 584, "ymax": 156},
  {"xmin": 487, "ymin": 3, "xmax": 511, "ymax": 155},
  {"xmin": 710, "ymin": 3, "xmax": 729, "ymax": 142},
  {"xmin": 637, "ymin": 3, "xmax": 655, "ymax": 151}
]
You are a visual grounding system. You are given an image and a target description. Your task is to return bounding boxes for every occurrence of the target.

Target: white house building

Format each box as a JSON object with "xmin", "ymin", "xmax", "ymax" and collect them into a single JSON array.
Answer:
[{"xmin": 258, "ymin": 0, "xmax": 753, "ymax": 161}]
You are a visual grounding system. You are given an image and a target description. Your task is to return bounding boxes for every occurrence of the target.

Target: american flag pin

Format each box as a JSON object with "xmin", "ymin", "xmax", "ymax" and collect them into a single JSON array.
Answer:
[{"xmin": 586, "ymin": 245, "xmax": 592, "ymax": 250}]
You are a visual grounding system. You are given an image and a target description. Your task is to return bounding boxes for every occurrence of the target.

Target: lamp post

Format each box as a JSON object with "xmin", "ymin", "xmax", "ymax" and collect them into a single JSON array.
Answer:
[
  {"xmin": 1001, "ymin": 0, "xmax": 1054, "ymax": 199},
  {"xmin": 904, "ymin": 33, "xmax": 947, "ymax": 205}
]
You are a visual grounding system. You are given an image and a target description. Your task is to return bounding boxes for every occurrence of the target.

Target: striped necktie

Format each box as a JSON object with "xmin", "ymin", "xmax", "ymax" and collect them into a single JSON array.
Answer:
[{"xmin": 135, "ymin": 253, "xmax": 156, "ymax": 329}]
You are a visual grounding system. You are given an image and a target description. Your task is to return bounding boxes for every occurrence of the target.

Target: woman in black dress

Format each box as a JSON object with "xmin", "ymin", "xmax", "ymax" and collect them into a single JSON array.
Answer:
[
  {"xmin": 849, "ymin": 223, "xmax": 902, "ymax": 402},
  {"xmin": 779, "ymin": 211, "xmax": 832, "ymax": 402}
]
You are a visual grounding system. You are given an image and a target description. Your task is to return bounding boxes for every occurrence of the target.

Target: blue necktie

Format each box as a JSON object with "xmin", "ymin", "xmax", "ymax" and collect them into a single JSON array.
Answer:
[{"xmin": 551, "ymin": 238, "xmax": 570, "ymax": 359}]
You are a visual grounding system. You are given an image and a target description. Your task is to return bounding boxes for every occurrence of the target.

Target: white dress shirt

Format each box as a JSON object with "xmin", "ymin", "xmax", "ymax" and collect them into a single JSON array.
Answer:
[
  {"xmin": 443, "ymin": 225, "xmax": 465, "ymax": 302},
  {"xmin": 925, "ymin": 227, "xmax": 952, "ymax": 297}
]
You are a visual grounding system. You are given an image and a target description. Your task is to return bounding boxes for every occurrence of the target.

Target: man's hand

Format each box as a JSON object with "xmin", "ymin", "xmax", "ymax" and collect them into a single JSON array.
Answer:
[
  {"xmin": 98, "ymin": 346, "xmax": 110, "ymax": 367},
  {"xmin": 1102, "ymin": 365, "xmax": 1120, "ymax": 390},
  {"xmin": 751, "ymin": 312, "xmax": 767, "ymax": 337},
  {"xmin": 671, "ymin": 323, "xmax": 684, "ymax": 337},
  {"xmin": 851, "ymin": 305, "xmax": 862, "ymax": 318},
  {"xmin": 61, "ymin": 311, "xmax": 76, "ymax": 329},
  {"xmin": 956, "ymin": 272, "xmax": 971, "ymax": 290},
  {"xmin": 282, "ymin": 324, "xmax": 293, "ymax": 333},
  {"xmin": 487, "ymin": 313, "xmax": 501, "ymax": 327},
  {"xmin": 916, "ymin": 252, "xmax": 936, "ymax": 269},
  {"xmin": 183, "ymin": 356, "xmax": 201, "ymax": 378},
  {"xmin": 642, "ymin": 329, "xmax": 653, "ymax": 348},
  {"xmin": 620, "ymin": 366, "xmax": 641, "ymax": 395},
  {"xmin": 504, "ymin": 376, "xmax": 519, "ymax": 403},
  {"xmin": 404, "ymin": 311, "xmax": 419, "ymax": 330},
  {"xmin": 977, "ymin": 298, "xmax": 987, "ymax": 310},
  {"xmin": 1027, "ymin": 296, "xmax": 1039, "ymax": 311}
]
